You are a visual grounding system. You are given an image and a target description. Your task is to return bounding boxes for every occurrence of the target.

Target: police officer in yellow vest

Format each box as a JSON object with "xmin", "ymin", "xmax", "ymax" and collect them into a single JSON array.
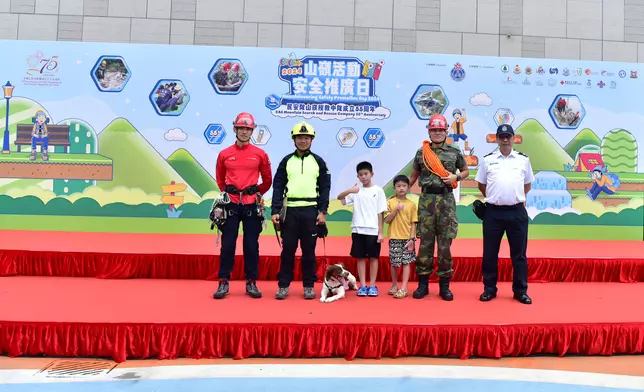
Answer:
[{"xmin": 271, "ymin": 122, "xmax": 331, "ymax": 300}]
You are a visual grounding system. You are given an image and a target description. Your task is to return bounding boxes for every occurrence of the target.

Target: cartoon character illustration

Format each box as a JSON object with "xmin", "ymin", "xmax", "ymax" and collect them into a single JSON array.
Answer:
[
  {"xmin": 448, "ymin": 108, "xmax": 469, "ymax": 151},
  {"xmin": 445, "ymin": 108, "xmax": 478, "ymax": 168},
  {"xmin": 586, "ymin": 166, "xmax": 621, "ymax": 200},
  {"xmin": 30, "ymin": 110, "xmax": 49, "ymax": 161}
]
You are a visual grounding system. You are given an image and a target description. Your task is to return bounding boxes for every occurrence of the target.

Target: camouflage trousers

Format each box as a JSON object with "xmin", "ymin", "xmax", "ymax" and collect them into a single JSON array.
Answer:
[{"xmin": 415, "ymin": 192, "xmax": 458, "ymax": 278}]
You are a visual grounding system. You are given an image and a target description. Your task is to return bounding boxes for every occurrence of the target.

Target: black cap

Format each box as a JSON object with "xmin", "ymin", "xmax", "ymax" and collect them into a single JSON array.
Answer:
[{"xmin": 496, "ymin": 124, "xmax": 514, "ymax": 135}]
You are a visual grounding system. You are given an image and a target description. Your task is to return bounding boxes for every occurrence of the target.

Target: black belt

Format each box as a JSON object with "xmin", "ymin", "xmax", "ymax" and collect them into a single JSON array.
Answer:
[
  {"xmin": 422, "ymin": 186, "xmax": 452, "ymax": 195},
  {"xmin": 487, "ymin": 203, "xmax": 523, "ymax": 209},
  {"xmin": 224, "ymin": 184, "xmax": 259, "ymax": 195},
  {"xmin": 288, "ymin": 197, "xmax": 317, "ymax": 202}
]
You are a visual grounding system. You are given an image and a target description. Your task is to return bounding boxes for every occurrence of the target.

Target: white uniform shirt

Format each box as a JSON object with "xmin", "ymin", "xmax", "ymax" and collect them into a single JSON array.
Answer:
[
  {"xmin": 475, "ymin": 149, "xmax": 535, "ymax": 206},
  {"xmin": 344, "ymin": 185, "xmax": 388, "ymax": 236}
]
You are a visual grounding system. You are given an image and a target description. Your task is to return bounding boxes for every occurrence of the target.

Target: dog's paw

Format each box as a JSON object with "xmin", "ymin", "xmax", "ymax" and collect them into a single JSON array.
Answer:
[{"xmin": 320, "ymin": 298, "xmax": 326, "ymax": 303}]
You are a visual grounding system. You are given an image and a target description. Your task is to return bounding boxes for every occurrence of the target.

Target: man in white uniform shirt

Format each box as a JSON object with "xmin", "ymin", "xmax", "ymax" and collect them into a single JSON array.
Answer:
[{"xmin": 475, "ymin": 124, "xmax": 535, "ymax": 305}]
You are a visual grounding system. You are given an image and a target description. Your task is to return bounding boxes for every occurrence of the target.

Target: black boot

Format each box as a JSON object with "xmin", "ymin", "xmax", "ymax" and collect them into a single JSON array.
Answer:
[
  {"xmin": 439, "ymin": 277, "xmax": 453, "ymax": 301},
  {"xmin": 246, "ymin": 279, "xmax": 262, "ymax": 298},
  {"xmin": 413, "ymin": 275, "xmax": 429, "ymax": 299},
  {"xmin": 213, "ymin": 279, "xmax": 229, "ymax": 299}
]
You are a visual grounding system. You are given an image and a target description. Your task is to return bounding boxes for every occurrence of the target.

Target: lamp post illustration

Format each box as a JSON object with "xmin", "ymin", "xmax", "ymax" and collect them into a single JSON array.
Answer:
[{"xmin": 2, "ymin": 81, "xmax": 14, "ymax": 154}]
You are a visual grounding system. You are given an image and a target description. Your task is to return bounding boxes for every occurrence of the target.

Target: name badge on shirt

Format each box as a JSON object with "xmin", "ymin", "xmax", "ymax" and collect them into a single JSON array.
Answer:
[{"xmin": 489, "ymin": 162, "xmax": 498, "ymax": 166}]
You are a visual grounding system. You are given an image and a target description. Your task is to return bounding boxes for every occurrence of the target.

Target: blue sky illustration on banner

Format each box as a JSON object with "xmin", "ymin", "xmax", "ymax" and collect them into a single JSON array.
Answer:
[{"xmin": 0, "ymin": 40, "xmax": 641, "ymax": 199}]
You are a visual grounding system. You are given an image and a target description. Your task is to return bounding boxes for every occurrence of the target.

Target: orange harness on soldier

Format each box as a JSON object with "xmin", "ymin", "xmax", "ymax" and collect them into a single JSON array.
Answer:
[{"xmin": 421, "ymin": 140, "xmax": 458, "ymax": 189}]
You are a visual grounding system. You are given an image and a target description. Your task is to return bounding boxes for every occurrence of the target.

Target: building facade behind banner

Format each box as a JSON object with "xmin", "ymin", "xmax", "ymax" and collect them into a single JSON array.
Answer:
[
  {"xmin": 0, "ymin": 40, "xmax": 641, "ymax": 241},
  {"xmin": 0, "ymin": 1, "xmax": 637, "ymax": 62}
]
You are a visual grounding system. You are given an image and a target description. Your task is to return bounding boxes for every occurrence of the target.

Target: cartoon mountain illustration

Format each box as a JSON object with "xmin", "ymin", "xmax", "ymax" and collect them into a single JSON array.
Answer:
[
  {"xmin": 513, "ymin": 119, "xmax": 574, "ymax": 171},
  {"xmin": 167, "ymin": 148, "xmax": 219, "ymax": 197},
  {"xmin": 53, "ymin": 118, "xmax": 99, "ymax": 196},
  {"xmin": 97, "ymin": 118, "xmax": 197, "ymax": 195},
  {"xmin": 564, "ymin": 128, "xmax": 601, "ymax": 159},
  {"xmin": 601, "ymin": 129, "xmax": 638, "ymax": 173},
  {"xmin": 382, "ymin": 157, "xmax": 416, "ymax": 197}
]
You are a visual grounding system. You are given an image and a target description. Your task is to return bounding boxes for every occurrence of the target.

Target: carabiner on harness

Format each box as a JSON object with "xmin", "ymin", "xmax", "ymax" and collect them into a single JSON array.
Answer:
[
  {"xmin": 209, "ymin": 192, "xmax": 231, "ymax": 246},
  {"xmin": 255, "ymin": 193, "xmax": 267, "ymax": 232}
]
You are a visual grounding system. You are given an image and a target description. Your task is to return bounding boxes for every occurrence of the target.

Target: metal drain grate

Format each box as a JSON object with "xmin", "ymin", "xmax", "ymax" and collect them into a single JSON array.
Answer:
[{"xmin": 38, "ymin": 360, "xmax": 117, "ymax": 379}]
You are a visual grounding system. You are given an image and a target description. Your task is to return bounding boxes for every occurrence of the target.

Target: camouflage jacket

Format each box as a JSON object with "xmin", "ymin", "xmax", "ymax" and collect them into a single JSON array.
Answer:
[{"xmin": 412, "ymin": 143, "xmax": 466, "ymax": 190}]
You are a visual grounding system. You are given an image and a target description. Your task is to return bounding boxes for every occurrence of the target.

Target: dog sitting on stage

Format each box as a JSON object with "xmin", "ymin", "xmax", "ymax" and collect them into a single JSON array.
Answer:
[{"xmin": 320, "ymin": 263, "xmax": 358, "ymax": 303}]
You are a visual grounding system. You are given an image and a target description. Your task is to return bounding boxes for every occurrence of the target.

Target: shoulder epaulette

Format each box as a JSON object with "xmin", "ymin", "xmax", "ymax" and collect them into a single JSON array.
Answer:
[
  {"xmin": 483, "ymin": 152, "xmax": 494, "ymax": 157},
  {"xmin": 517, "ymin": 151, "xmax": 528, "ymax": 157}
]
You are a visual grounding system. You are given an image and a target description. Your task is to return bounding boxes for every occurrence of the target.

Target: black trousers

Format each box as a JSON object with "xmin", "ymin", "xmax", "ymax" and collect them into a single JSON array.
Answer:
[
  {"xmin": 277, "ymin": 206, "xmax": 318, "ymax": 288},
  {"xmin": 218, "ymin": 203, "xmax": 263, "ymax": 281},
  {"xmin": 482, "ymin": 203, "xmax": 529, "ymax": 295}
]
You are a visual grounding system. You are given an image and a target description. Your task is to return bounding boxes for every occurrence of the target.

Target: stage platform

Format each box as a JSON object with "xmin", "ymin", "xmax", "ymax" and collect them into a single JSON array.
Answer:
[
  {"xmin": 0, "ymin": 230, "xmax": 642, "ymax": 282},
  {"xmin": 0, "ymin": 277, "xmax": 643, "ymax": 363}
]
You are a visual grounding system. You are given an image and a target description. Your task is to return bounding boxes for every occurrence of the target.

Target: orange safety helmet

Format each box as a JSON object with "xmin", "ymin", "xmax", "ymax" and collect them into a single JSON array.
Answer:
[
  {"xmin": 427, "ymin": 114, "xmax": 448, "ymax": 130},
  {"xmin": 233, "ymin": 112, "xmax": 256, "ymax": 129}
]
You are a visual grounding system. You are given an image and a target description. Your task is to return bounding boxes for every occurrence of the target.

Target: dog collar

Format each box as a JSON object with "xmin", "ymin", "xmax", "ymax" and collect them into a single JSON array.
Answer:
[{"xmin": 324, "ymin": 278, "xmax": 343, "ymax": 291}]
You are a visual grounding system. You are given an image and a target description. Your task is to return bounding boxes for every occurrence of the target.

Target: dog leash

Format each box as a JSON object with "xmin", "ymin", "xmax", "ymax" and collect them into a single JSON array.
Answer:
[{"xmin": 273, "ymin": 222, "xmax": 282, "ymax": 247}]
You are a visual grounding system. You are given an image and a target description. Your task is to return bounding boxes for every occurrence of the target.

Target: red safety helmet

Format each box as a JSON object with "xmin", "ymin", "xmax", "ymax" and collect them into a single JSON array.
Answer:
[
  {"xmin": 233, "ymin": 112, "xmax": 256, "ymax": 129},
  {"xmin": 427, "ymin": 114, "xmax": 448, "ymax": 130}
]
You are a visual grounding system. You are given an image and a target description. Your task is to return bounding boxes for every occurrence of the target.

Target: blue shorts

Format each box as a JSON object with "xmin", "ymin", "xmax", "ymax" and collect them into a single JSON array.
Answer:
[{"xmin": 450, "ymin": 133, "xmax": 468, "ymax": 141}]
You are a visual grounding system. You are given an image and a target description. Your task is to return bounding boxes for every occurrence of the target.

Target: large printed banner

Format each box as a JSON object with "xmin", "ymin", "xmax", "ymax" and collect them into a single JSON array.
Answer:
[{"xmin": 0, "ymin": 40, "xmax": 641, "ymax": 241}]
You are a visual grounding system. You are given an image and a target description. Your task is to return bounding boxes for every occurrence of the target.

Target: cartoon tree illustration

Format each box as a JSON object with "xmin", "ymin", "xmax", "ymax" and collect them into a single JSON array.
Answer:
[
  {"xmin": 600, "ymin": 129, "xmax": 638, "ymax": 173},
  {"xmin": 53, "ymin": 119, "xmax": 98, "ymax": 196}
]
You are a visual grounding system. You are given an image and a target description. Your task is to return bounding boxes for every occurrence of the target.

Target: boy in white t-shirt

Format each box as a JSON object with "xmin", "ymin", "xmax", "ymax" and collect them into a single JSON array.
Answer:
[{"xmin": 337, "ymin": 161, "xmax": 388, "ymax": 297}]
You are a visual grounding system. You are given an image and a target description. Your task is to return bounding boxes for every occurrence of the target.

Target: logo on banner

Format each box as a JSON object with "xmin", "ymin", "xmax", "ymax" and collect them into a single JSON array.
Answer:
[
  {"xmin": 267, "ymin": 54, "xmax": 390, "ymax": 120},
  {"xmin": 23, "ymin": 51, "xmax": 61, "ymax": 87},
  {"xmin": 450, "ymin": 63, "xmax": 466, "ymax": 82}
]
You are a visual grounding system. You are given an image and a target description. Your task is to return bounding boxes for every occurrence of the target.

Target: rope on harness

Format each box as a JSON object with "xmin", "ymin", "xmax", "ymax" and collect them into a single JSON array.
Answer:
[{"xmin": 421, "ymin": 140, "xmax": 458, "ymax": 189}]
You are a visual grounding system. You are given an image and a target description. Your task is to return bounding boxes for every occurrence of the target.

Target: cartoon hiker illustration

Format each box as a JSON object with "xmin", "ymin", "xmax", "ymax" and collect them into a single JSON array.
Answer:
[
  {"xmin": 30, "ymin": 110, "xmax": 49, "ymax": 161},
  {"xmin": 448, "ymin": 109, "xmax": 469, "ymax": 151},
  {"xmin": 586, "ymin": 166, "xmax": 620, "ymax": 201}
]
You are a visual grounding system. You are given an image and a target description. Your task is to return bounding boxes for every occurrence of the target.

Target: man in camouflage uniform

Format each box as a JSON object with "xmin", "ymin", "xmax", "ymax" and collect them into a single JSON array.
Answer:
[{"xmin": 409, "ymin": 113, "xmax": 469, "ymax": 301}]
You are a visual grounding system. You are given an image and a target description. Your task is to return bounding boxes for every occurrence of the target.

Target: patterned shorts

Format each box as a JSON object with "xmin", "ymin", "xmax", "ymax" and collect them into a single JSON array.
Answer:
[{"xmin": 389, "ymin": 239, "xmax": 416, "ymax": 267}]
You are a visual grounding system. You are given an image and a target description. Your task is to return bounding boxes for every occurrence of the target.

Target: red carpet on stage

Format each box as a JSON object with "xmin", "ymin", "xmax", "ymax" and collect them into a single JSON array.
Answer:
[
  {"xmin": 1, "ymin": 230, "xmax": 643, "ymax": 282},
  {"xmin": 0, "ymin": 277, "xmax": 643, "ymax": 363}
]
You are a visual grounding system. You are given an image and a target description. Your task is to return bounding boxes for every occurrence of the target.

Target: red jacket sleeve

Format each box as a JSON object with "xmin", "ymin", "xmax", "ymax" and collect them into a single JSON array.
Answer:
[
  {"xmin": 215, "ymin": 151, "xmax": 226, "ymax": 192},
  {"xmin": 258, "ymin": 150, "xmax": 273, "ymax": 195}
]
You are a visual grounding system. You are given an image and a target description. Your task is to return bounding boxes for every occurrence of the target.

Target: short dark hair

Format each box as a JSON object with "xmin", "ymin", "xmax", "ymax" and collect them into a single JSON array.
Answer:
[
  {"xmin": 356, "ymin": 161, "xmax": 373, "ymax": 173},
  {"xmin": 393, "ymin": 175, "xmax": 410, "ymax": 186}
]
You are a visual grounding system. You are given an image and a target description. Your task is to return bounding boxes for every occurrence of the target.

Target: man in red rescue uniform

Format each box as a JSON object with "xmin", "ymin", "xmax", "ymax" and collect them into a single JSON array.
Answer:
[{"xmin": 213, "ymin": 112, "xmax": 273, "ymax": 299}]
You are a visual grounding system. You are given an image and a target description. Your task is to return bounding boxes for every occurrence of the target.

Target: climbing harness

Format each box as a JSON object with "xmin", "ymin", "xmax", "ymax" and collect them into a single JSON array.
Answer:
[{"xmin": 209, "ymin": 192, "xmax": 231, "ymax": 246}]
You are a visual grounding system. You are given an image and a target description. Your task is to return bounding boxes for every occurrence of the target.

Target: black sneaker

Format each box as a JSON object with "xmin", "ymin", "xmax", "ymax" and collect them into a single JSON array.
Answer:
[
  {"xmin": 246, "ymin": 280, "xmax": 262, "ymax": 298},
  {"xmin": 275, "ymin": 287, "xmax": 289, "ymax": 300},
  {"xmin": 303, "ymin": 287, "xmax": 316, "ymax": 300},
  {"xmin": 213, "ymin": 280, "xmax": 229, "ymax": 299}
]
